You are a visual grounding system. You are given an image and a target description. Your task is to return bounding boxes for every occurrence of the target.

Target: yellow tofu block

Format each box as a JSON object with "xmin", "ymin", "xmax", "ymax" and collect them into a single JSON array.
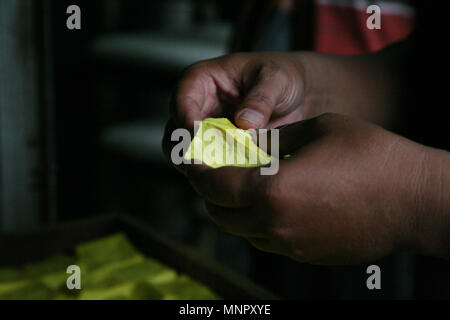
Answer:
[
  {"xmin": 82, "ymin": 254, "xmax": 176, "ymax": 289},
  {"xmin": 0, "ymin": 233, "xmax": 221, "ymax": 300},
  {"xmin": 76, "ymin": 233, "xmax": 139, "ymax": 269},
  {"xmin": 184, "ymin": 118, "xmax": 273, "ymax": 168},
  {"xmin": 0, "ymin": 280, "xmax": 54, "ymax": 300}
]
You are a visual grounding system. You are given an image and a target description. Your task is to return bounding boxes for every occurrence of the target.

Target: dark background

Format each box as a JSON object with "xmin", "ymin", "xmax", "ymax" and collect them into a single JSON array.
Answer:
[{"xmin": 0, "ymin": 0, "xmax": 448, "ymax": 299}]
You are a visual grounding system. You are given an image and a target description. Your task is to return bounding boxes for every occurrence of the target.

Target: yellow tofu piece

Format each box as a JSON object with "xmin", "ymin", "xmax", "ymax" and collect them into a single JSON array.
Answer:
[{"xmin": 184, "ymin": 118, "xmax": 273, "ymax": 168}]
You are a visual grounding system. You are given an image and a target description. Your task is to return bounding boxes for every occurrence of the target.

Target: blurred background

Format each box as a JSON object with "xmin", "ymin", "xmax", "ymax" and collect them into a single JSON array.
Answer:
[{"xmin": 0, "ymin": 0, "xmax": 449, "ymax": 299}]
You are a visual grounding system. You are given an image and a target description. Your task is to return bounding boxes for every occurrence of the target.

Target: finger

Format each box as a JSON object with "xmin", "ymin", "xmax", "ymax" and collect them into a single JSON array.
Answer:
[
  {"xmin": 247, "ymin": 237, "xmax": 287, "ymax": 255},
  {"xmin": 186, "ymin": 165, "xmax": 264, "ymax": 208},
  {"xmin": 172, "ymin": 72, "xmax": 209, "ymax": 130},
  {"xmin": 173, "ymin": 60, "xmax": 240, "ymax": 130},
  {"xmin": 234, "ymin": 65, "xmax": 290, "ymax": 129},
  {"xmin": 204, "ymin": 202, "xmax": 264, "ymax": 237}
]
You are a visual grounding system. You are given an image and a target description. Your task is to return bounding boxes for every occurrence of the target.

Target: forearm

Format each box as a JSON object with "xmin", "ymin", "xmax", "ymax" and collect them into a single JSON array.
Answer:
[{"xmin": 295, "ymin": 40, "xmax": 410, "ymax": 129}]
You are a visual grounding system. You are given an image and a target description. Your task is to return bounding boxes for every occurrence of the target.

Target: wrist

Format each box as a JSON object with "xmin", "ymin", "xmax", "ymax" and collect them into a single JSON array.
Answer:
[{"xmin": 410, "ymin": 147, "xmax": 450, "ymax": 259}]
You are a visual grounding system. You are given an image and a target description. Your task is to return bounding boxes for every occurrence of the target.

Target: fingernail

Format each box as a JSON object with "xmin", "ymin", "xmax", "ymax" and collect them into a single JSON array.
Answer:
[{"xmin": 237, "ymin": 109, "xmax": 264, "ymax": 126}]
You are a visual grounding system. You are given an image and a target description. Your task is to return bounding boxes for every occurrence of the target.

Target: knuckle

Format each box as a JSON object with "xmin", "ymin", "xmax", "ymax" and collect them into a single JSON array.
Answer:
[
  {"xmin": 261, "ymin": 60, "xmax": 283, "ymax": 75},
  {"xmin": 262, "ymin": 175, "xmax": 282, "ymax": 209},
  {"xmin": 259, "ymin": 65, "xmax": 286, "ymax": 83},
  {"xmin": 266, "ymin": 225, "xmax": 287, "ymax": 241},
  {"xmin": 246, "ymin": 92, "xmax": 273, "ymax": 109},
  {"xmin": 181, "ymin": 61, "xmax": 210, "ymax": 80}
]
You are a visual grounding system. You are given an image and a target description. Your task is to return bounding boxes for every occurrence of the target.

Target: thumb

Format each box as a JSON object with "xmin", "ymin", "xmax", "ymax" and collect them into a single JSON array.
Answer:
[{"xmin": 234, "ymin": 69, "xmax": 289, "ymax": 129}]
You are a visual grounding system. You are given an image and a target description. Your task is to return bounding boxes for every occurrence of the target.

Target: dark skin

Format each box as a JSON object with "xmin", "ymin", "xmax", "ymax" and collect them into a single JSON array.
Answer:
[{"xmin": 162, "ymin": 48, "xmax": 450, "ymax": 265}]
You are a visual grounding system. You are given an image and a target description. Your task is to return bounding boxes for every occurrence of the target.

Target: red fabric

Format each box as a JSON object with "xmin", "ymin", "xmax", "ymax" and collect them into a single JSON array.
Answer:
[{"xmin": 313, "ymin": 3, "xmax": 414, "ymax": 54}]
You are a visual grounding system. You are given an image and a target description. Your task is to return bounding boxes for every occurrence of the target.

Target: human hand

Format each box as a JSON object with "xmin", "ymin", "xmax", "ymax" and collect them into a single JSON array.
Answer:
[
  {"xmin": 180, "ymin": 113, "xmax": 448, "ymax": 265},
  {"xmin": 169, "ymin": 48, "xmax": 405, "ymax": 135},
  {"xmin": 170, "ymin": 52, "xmax": 312, "ymax": 131}
]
